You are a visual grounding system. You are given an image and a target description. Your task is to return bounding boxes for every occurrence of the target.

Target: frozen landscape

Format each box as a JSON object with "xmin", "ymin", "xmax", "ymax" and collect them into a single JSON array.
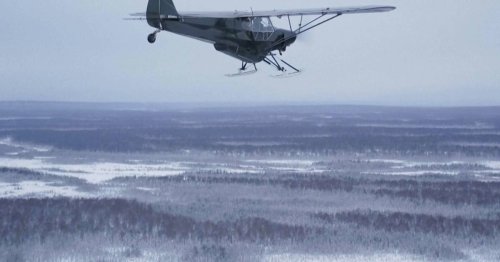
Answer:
[{"xmin": 1, "ymin": 102, "xmax": 499, "ymax": 261}]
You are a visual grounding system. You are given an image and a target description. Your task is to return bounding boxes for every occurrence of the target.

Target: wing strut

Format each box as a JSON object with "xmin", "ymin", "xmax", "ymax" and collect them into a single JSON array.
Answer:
[
  {"xmin": 296, "ymin": 13, "xmax": 342, "ymax": 34},
  {"xmin": 266, "ymin": 13, "xmax": 342, "ymax": 53}
]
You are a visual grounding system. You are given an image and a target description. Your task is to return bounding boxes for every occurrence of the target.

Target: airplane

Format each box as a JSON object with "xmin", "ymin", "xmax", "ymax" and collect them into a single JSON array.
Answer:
[{"xmin": 128, "ymin": 0, "xmax": 395, "ymax": 77}]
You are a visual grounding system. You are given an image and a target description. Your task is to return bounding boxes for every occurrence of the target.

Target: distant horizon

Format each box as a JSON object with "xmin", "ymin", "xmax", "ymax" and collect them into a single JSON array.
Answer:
[{"xmin": 1, "ymin": 100, "xmax": 499, "ymax": 109}]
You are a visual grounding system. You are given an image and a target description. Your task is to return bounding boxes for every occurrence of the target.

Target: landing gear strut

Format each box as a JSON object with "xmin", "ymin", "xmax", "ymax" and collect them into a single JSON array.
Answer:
[
  {"xmin": 148, "ymin": 29, "xmax": 161, "ymax": 44},
  {"xmin": 264, "ymin": 53, "xmax": 301, "ymax": 78},
  {"xmin": 225, "ymin": 62, "xmax": 258, "ymax": 77}
]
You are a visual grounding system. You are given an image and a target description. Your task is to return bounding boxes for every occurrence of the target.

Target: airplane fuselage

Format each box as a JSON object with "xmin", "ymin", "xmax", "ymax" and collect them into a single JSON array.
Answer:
[{"xmin": 150, "ymin": 17, "xmax": 296, "ymax": 63}]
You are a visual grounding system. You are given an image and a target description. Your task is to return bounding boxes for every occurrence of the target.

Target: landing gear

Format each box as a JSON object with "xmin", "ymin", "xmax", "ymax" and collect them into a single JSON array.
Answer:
[
  {"xmin": 225, "ymin": 62, "xmax": 258, "ymax": 77},
  {"xmin": 263, "ymin": 53, "xmax": 301, "ymax": 78},
  {"xmin": 147, "ymin": 29, "xmax": 161, "ymax": 44},
  {"xmin": 147, "ymin": 34, "xmax": 156, "ymax": 44},
  {"xmin": 225, "ymin": 55, "xmax": 301, "ymax": 77}
]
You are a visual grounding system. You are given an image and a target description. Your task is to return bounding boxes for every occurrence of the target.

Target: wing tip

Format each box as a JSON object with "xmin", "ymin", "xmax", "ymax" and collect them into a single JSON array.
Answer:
[
  {"xmin": 382, "ymin": 6, "xmax": 397, "ymax": 12},
  {"xmin": 355, "ymin": 6, "xmax": 397, "ymax": 14}
]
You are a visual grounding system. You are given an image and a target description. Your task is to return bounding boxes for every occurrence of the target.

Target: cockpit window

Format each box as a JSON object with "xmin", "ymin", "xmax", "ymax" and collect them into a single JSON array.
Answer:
[
  {"xmin": 248, "ymin": 17, "xmax": 274, "ymax": 41},
  {"xmin": 238, "ymin": 16, "xmax": 275, "ymax": 40},
  {"xmin": 252, "ymin": 17, "xmax": 274, "ymax": 32}
]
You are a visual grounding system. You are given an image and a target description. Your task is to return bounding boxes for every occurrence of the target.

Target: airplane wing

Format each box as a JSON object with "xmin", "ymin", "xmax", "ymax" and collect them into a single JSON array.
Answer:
[
  {"xmin": 129, "ymin": 6, "xmax": 395, "ymax": 19},
  {"xmin": 179, "ymin": 6, "xmax": 395, "ymax": 18}
]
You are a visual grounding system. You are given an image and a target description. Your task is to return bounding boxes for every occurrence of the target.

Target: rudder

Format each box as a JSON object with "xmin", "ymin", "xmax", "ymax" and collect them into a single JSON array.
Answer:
[{"xmin": 147, "ymin": 0, "xmax": 179, "ymax": 27}]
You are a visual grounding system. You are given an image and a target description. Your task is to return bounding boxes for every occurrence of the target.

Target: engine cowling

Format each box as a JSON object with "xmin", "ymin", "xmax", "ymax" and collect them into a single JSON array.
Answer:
[{"xmin": 273, "ymin": 31, "xmax": 297, "ymax": 53}]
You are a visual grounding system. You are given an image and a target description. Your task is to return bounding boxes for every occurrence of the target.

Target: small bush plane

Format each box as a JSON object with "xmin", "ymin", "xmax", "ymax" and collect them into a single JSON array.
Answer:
[{"xmin": 128, "ymin": 0, "xmax": 395, "ymax": 77}]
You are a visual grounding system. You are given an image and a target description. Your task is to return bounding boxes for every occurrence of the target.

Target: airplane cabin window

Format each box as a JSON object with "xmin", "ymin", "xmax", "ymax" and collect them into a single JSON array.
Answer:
[
  {"xmin": 250, "ymin": 17, "xmax": 274, "ymax": 41},
  {"xmin": 252, "ymin": 17, "xmax": 274, "ymax": 32}
]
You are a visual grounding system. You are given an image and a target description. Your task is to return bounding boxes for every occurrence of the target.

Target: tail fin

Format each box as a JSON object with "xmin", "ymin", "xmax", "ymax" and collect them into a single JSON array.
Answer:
[{"xmin": 147, "ymin": 0, "xmax": 179, "ymax": 27}]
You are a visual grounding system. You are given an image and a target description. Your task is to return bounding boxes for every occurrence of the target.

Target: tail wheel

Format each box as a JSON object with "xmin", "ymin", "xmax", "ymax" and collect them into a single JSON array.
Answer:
[{"xmin": 147, "ymin": 33, "xmax": 157, "ymax": 44}]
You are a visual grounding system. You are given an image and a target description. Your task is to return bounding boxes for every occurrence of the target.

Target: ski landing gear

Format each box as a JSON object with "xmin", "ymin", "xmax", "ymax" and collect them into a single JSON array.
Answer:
[
  {"xmin": 225, "ymin": 62, "xmax": 258, "ymax": 77},
  {"xmin": 264, "ymin": 53, "xmax": 301, "ymax": 78}
]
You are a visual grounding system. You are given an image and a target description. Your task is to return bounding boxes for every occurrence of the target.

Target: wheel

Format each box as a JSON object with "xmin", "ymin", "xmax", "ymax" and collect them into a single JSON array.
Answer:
[{"xmin": 147, "ymin": 33, "xmax": 156, "ymax": 44}]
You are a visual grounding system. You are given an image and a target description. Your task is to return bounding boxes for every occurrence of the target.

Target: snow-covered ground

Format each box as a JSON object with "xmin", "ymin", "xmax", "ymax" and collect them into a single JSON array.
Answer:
[
  {"xmin": 355, "ymin": 123, "xmax": 494, "ymax": 129},
  {"xmin": 0, "ymin": 181, "xmax": 90, "ymax": 198},
  {"xmin": 0, "ymin": 137, "xmax": 52, "ymax": 155},
  {"xmin": 0, "ymin": 157, "xmax": 186, "ymax": 183},
  {"xmin": 364, "ymin": 170, "xmax": 461, "ymax": 176},
  {"xmin": 1, "ymin": 136, "xmax": 500, "ymax": 197},
  {"xmin": 246, "ymin": 160, "xmax": 316, "ymax": 166},
  {"xmin": 1, "ymin": 155, "xmax": 500, "ymax": 186},
  {"xmin": 0, "ymin": 157, "xmax": 326, "ymax": 183},
  {"xmin": 367, "ymin": 159, "xmax": 500, "ymax": 179},
  {"xmin": 264, "ymin": 253, "xmax": 426, "ymax": 262},
  {"xmin": 246, "ymin": 159, "xmax": 325, "ymax": 173},
  {"xmin": 482, "ymin": 161, "xmax": 500, "ymax": 169}
]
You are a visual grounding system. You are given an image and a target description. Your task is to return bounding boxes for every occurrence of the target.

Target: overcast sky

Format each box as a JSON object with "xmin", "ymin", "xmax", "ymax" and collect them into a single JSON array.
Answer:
[{"xmin": 1, "ymin": 0, "xmax": 499, "ymax": 106}]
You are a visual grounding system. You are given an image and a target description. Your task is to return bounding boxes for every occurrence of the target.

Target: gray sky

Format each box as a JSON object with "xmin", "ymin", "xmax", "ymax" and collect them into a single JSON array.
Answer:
[{"xmin": 1, "ymin": 0, "xmax": 499, "ymax": 106}]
